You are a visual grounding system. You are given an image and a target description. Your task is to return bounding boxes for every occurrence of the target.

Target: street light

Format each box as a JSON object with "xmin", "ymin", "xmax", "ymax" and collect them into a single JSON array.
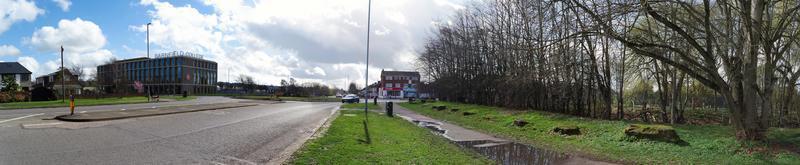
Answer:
[
  {"xmin": 362, "ymin": 0, "xmax": 373, "ymax": 144},
  {"xmin": 146, "ymin": 22, "xmax": 152, "ymax": 101},
  {"xmin": 147, "ymin": 22, "xmax": 151, "ymax": 58}
]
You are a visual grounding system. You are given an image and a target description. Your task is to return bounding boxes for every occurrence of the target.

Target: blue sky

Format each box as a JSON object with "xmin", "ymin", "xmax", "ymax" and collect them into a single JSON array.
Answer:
[
  {"xmin": 0, "ymin": 0, "xmax": 465, "ymax": 87},
  {"xmin": 1, "ymin": 0, "xmax": 209, "ymax": 69}
]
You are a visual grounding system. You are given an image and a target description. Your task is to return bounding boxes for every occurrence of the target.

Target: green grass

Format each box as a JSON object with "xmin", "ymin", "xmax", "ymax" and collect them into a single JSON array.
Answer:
[
  {"xmin": 339, "ymin": 103, "xmax": 381, "ymax": 110},
  {"xmin": 0, "ymin": 96, "xmax": 197, "ymax": 110},
  {"xmin": 399, "ymin": 102, "xmax": 800, "ymax": 164},
  {"xmin": 232, "ymin": 95, "xmax": 341, "ymax": 102},
  {"xmin": 290, "ymin": 110, "xmax": 491, "ymax": 164}
]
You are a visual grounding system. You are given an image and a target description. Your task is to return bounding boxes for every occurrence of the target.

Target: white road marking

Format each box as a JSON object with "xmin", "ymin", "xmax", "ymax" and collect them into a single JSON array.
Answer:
[
  {"xmin": 22, "ymin": 122, "xmax": 64, "ymax": 127},
  {"xmin": 22, "ymin": 122, "xmax": 64, "ymax": 129},
  {"xmin": 0, "ymin": 113, "xmax": 44, "ymax": 124},
  {"xmin": 80, "ymin": 111, "xmax": 87, "ymax": 113},
  {"xmin": 121, "ymin": 108, "xmax": 127, "ymax": 111}
]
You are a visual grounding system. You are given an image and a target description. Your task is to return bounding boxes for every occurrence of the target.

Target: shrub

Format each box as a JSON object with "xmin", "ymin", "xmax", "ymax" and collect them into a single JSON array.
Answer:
[
  {"xmin": 0, "ymin": 92, "xmax": 10, "ymax": 103},
  {"xmin": 623, "ymin": 124, "xmax": 682, "ymax": 143},
  {"xmin": 12, "ymin": 91, "xmax": 28, "ymax": 102},
  {"xmin": 31, "ymin": 87, "xmax": 57, "ymax": 101}
]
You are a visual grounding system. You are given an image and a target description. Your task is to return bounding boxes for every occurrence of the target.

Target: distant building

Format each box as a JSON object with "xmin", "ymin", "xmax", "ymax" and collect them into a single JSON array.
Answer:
[
  {"xmin": 363, "ymin": 82, "xmax": 379, "ymax": 98},
  {"xmin": 0, "ymin": 62, "xmax": 32, "ymax": 91},
  {"xmin": 36, "ymin": 68, "xmax": 82, "ymax": 95},
  {"xmin": 379, "ymin": 70, "xmax": 420, "ymax": 99},
  {"xmin": 34, "ymin": 69, "xmax": 82, "ymax": 97},
  {"xmin": 97, "ymin": 51, "xmax": 218, "ymax": 95}
]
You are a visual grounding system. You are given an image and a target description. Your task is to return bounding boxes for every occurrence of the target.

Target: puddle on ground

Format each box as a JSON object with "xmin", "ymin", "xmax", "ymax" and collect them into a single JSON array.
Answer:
[
  {"xmin": 411, "ymin": 120, "xmax": 608, "ymax": 165},
  {"xmin": 413, "ymin": 120, "xmax": 445, "ymax": 134}
]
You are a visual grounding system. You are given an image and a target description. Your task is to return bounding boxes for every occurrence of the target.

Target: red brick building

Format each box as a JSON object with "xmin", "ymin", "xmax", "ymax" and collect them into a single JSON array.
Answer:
[{"xmin": 378, "ymin": 70, "xmax": 420, "ymax": 99}]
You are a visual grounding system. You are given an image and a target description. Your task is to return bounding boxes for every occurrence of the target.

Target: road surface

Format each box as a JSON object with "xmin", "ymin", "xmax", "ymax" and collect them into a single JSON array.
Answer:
[{"xmin": 0, "ymin": 97, "xmax": 339, "ymax": 164}]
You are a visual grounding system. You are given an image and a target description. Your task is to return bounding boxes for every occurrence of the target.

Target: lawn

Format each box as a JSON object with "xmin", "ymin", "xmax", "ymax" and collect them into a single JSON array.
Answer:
[
  {"xmin": 339, "ymin": 103, "xmax": 381, "ymax": 110},
  {"xmin": 289, "ymin": 110, "xmax": 491, "ymax": 164},
  {"xmin": 232, "ymin": 95, "xmax": 341, "ymax": 102},
  {"xmin": 399, "ymin": 102, "xmax": 800, "ymax": 164},
  {"xmin": 0, "ymin": 95, "xmax": 197, "ymax": 110}
]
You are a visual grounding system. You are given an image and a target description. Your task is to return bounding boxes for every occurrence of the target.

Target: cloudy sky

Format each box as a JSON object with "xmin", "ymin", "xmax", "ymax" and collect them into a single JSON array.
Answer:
[{"xmin": 0, "ymin": 0, "xmax": 466, "ymax": 88}]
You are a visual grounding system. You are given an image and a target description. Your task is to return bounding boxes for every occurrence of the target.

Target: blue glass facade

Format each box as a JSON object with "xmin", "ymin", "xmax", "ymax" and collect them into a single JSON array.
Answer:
[{"xmin": 97, "ymin": 55, "xmax": 218, "ymax": 94}]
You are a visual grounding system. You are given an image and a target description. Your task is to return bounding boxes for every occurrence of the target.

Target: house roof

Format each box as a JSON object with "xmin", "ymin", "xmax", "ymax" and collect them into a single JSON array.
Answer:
[
  {"xmin": 37, "ymin": 68, "xmax": 77, "ymax": 79},
  {"xmin": 0, "ymin": 62, "xmax": 32, "ymax": 74},
  {"xmin": 380, "ymin": 70, "xmax": 420, "ymax": 77}
]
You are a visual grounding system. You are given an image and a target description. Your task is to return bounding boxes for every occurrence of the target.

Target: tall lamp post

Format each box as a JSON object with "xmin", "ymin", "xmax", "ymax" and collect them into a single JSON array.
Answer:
[
  {"xmin": 147, "ymin": 23, "xmax": 151, "ymax": 58},
  {"xmin": 362, "ymin": 0, "xmax": 373, "ymax": 144},
  {"xmin": 146, "ymin": 22, "xmax": 152, "ymax": 100},
  {"xmin": 61, "ymin": 46, "xmax": 65, "ymax": 103}
]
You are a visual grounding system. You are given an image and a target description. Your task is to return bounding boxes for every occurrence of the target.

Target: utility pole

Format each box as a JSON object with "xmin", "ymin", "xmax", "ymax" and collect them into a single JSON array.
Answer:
[
  {"xmin": 146, "ymin": 22, "xmax": 151, "ymax": 101},
  {"xmin": 61, "ymin": 46, "xmax": 65, "ymax": 103},
  {"xmin": 147, "ymin": 23, "xmax": 151, "ymax": 58},
  {"xmin": 362, "ymin": 0, "xmax": 372, "ymax": 144}
]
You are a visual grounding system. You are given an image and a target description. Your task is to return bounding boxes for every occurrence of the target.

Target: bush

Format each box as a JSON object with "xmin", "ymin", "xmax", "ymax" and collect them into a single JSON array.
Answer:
[
  {"xmin": 0, "ymin": 92, "xmax": 10, "ymax": 103},
  {"xmin": 31, "ymin": 87, "xmax": 57, "ymax": 101},
  {"xmin": 623, "ymin": 124, "xmax": 682, "ymax": 143},
  {"xmin": 12, "ymin": 92, "xmax": 28, "ymax": 102}
]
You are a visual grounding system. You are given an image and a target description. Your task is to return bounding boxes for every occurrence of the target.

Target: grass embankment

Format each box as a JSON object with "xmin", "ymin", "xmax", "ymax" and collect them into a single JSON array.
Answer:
[
  {"xmin": 232, "ymin": 95, "xmax": 340, "ymax": 102},
  {"xmin": 290, "ymin": 110, "xmax": 491, "ymax": 164},
  {"xmin": 339, "ymin": 103, "xmax": 381, "ymax": 110},
  {"xmin": 399, "ymin": 102, "xmax": 800, "ymax": 164},
  {"xmin": 0, "ymin": 96, "xmax": 197, "ymax": 110}
]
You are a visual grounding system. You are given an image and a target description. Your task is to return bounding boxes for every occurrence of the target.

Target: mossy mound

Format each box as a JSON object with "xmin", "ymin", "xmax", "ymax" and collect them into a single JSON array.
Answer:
[
  {"xmin": 552, "ymin": 125, "xmax": 581, "ymax": 135},
  {"xmin": 623, "ymin": 124, "xmax": 682, "ymax": 143},
  {"xmin": 432, "ymin": 106, "xmax": 447, "ymax": 111},
  {"xmin": 513, "ymin": 119, "xmax": 529, "ymax": 127}
]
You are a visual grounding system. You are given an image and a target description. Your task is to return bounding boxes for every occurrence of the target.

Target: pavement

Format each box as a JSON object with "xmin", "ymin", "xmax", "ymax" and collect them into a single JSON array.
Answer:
[
  {"xmin": 0, "ymin": 97, "xmax": 340, "ymax": 165},
  {"xmin": 382, "ymin": 102, "xmax": 617, "ymax": 165}
]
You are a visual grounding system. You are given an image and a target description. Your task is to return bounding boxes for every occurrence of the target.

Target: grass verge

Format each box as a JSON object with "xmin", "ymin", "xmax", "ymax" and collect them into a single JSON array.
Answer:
[
  {"xmin": 399, "ymin": 101, "xmax": 800, "ymax": 164},
  {"xmin": 339, "ymin": 103, "xmax": 381, "ymax": 110},
  {"xmin": 289, "ymin": 110, "xmax": 491, "ymax": 164},
  {"xmin": 0, "ymin": 96, "xmax": 197, "ymax": 110}
]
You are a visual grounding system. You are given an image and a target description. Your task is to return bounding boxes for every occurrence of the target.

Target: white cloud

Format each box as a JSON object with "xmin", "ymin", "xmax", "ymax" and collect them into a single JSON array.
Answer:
[
  {"xmin": 0, "ymin": 0, "xmax": 44, "ymax": 35},
  {"xmin": 26, "ymin": 18, "xmax": 114, "ymax": 78},
  {"xmin": 305, "ymin": 67, "xmax": 327, "ymax": 76},
  {"xmin": 0, "ymin": 45, "xmax": 20, "ymax": 56},
  {"xmin": 16, "ymin": 56, "xmax": 39, "ymax": 76},
  {"xmin": 137, "ymin": 0, "xmax": 464, "ymax": 86},
  {"xmin": 52, "ymin": 0, "xmax": 71, "ymax": 11},
  {"xmin": 28, "ymin": 18, "xmax": 107, "ymax": 53}
]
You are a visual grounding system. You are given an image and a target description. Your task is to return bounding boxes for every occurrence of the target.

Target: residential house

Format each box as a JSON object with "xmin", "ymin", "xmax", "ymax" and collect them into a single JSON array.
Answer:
[
  {"xmin": 0, "ymin": 62, "xmax": 32, "ymax": 91},
  {"xmin": 36, "ymin": 68, "xmax": 82, "ymax": 96}
]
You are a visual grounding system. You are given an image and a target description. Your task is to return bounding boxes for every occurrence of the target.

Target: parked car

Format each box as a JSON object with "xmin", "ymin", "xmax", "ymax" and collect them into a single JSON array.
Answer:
[{"xmin": 341, "ymin": 94, "xmax": 360, "ymax": 103}]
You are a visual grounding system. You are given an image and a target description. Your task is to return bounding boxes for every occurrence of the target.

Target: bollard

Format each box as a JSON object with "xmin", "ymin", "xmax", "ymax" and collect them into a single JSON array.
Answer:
[
  {"xmin": 373, "ymin": 96, "xmax": 377, "ymax": 105},
  {"xmin": 386, "ymin": 102, "xmax": 393, "ymax": 117},
  {"xmin": 69, "ymin": 95, "xmax": 75, "ymax": 115}
]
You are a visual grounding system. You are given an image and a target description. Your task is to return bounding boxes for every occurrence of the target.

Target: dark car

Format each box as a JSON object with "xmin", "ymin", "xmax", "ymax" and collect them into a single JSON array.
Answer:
[{"xmin": 341, "ymin": 94, "xmax": 360, "ymax": 103}]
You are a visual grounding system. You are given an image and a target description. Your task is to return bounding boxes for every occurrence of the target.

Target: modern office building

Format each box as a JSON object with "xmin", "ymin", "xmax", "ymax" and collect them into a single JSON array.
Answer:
[
  {"xmin": 378, "ymin": 70, "xmax": 420, "ymax": 99},
  {"xmin": 97, "ymin": 51, "xmax": 217, "ymax": 95},
  {"xmin": 0, "ymin": 62, "xmax": 32, "ymax": 91}
]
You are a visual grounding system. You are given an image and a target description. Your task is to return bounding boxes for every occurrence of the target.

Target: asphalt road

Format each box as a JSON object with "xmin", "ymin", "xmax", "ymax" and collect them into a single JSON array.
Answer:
[{"xmin": 0, "ymin": 98, "xmax": 339, "ymax": 164}]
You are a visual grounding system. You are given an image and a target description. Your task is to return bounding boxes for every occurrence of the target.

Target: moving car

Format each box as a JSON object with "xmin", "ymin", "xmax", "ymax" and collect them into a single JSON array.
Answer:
[{"xmin": 341, "ymin": 94, "xmax": 360, "ymax": 103}]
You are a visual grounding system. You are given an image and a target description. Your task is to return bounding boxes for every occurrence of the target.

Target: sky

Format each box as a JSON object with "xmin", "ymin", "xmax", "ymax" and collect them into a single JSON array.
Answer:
[{"xmin": 0, "ymin": 0, "xmax": 467, "ymax": 88}]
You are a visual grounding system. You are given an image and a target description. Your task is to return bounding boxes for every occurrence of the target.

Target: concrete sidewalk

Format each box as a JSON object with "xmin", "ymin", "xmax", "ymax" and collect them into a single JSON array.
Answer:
[
  {"xmin": 380, "ymin": 102, "xmax": 616, "ymax": 165},
  {"xmin": 382, "ymin": 103, "xmax": 506, "ymax": 142},
  {"xmin": 55, "ymin": 102, "xmax": 260, "ymax": 122}
]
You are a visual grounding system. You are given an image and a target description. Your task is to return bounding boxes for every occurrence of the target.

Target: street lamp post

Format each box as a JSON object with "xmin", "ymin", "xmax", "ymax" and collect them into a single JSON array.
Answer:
[
  {"xmin": 61, "ymin": 46, "xmax": 65, "ymax": 103},
  {"xmin": 362, "ymin": 0, "xmax": 373, "ymax": 144},
  {"xmin": 147, "ymin": 23, "xmax": 151, "ymax": 58},
  {"xmin": 146, "ymin": 23, "xmax": 151, "ymax": 101}
]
